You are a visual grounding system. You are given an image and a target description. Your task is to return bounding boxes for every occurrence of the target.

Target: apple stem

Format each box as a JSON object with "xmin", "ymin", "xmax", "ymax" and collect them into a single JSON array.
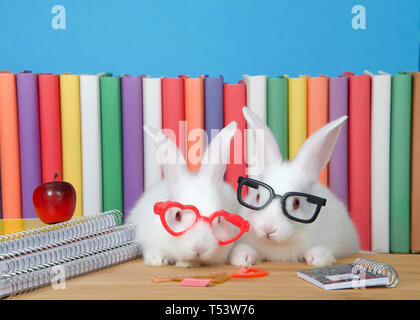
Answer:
[{"xmin": 53, "ymin": 171, "xmax": 59, "ymax": 182}]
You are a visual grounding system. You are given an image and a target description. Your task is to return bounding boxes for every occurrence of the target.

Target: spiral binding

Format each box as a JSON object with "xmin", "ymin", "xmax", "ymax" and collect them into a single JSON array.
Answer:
[
  {"xmin": 353, "ymin": 257, "xmax": 399, "ymax": 288},
  {"xmin": 0, "ymin": 210, "xmax": 123, "ymax": 254},
  {"xmin": 0, "ymin": 224, "xmax": 136, "ymax": 275},
  {"xmin": 0, "ymin": 241, "xmax": 140, "ymax": 299}
]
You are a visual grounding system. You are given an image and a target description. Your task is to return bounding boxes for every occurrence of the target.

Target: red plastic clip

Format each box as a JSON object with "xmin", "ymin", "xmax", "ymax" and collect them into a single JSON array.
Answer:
[{"xmin": 231, "ymin": 267, "xmax": 268, "ymax": 278}]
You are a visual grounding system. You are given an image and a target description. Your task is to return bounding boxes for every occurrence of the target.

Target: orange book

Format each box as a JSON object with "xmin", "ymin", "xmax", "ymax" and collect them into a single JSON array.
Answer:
[
  {"xmin": 411, "ymin": 72, "xmax": 420, "ymax": 252},
  {"xmin": 0, "ymin": 71, "xmax": 22, "ymax": 219},
  {"xmin": 307, "ymin": 75, "xmax": 329, "ymax": 186},
  {"xmin": 184, "ymin": 76, "xmax": 205, "ymax": 172}
]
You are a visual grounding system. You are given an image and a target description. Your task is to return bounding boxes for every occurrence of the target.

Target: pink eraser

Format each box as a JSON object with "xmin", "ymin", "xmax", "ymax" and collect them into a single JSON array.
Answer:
[{"xmin": 179, "ymin": 278, "xmax": 211, "ymax": 287}]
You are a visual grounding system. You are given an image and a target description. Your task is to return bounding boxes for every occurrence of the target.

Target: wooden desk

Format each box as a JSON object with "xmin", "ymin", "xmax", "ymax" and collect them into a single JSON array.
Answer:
[{"xmin": 11, "ymin": 253, "xmax": 420, "ymax": 300}]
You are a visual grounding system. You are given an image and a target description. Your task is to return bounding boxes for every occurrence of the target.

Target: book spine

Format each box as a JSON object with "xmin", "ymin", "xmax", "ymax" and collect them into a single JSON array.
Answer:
[
  {"xmin": 288, "ymin": 76, "xmax": 307, "ymax": 160},
  {"xmin": 142, "ymin": 77, "xmax": 162, "ymax": 190},
  {"xmin": 307, "ymin": 75, "xmax": 329, "ymax": 186},
  {"xmin": 348, "ymin": 73, "xmax": 371, "ymax": 251},
  {"xmin": 370, "ymin": 73, "xmax": 391, "ymax": 253},
  {"xmin": 411, "ymin": 72, "xmax": 420, "ymax": 252},
  {"xmin": 390, "ymin": 72, "xmax": 412, "ymax": 253},
  {"xmin": 121, "ymin": 75, "xmax": 144, "ymax": 216},
  {"xmin": 243, "ymin": 75, "xmax": 267, "ymax": 178},
  {"xmin": 223, "ymin": 81, "xmax": 247, "ymax": 191},
  {"xmin": 204, "ymin": 76, "xmax": 224, "ymax": 144},
  {"xmin": 38, "ymin": 74, "xmax": 63, "ymax": 183},
  {"xmin": 0, "ymin": 72, "xmax": 22, "ymax": 219},
  {"xmin": 243, "ymin": 75, "xmax": 267, "ymax": 122},
  {"xmin": 99, "ymin": 74, "xmax": 124, "ymax": 214},
  {"xmin": 80, "ymin": 75, "xmax": 103, "ymax": 217},
  {"xmin": 328, "ymin": 76, "xmax": 348, "ymax": 205},
  {"xmin": 161, "ymin": 76, "xmax": 185, "ymax": 156},
  {"xmin": 60, "ymin": 74, "xmax": 83, "ymax": 218},
  {"xmin": 267, "ymin": 76, "xmax": 288, "ymax": 160},
  {"xmin": 16, "ymin": 72, "xmax": 42, "ymax": 219},
  {"xmin": 184, "ymin": 76, "xmax": 205, "ymax": 172}
]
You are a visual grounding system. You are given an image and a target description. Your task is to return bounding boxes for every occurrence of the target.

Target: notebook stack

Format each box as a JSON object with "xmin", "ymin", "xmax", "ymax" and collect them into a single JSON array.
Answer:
[{"xmin": 0, "ymin": 210, "xmax": 139, "ymax": 299}]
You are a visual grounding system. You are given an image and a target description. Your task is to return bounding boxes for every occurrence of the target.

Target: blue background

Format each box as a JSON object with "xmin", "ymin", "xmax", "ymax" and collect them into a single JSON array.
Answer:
[{"xmin": 0, "ymin": 0, "xmax": 419, "ymax": 83}]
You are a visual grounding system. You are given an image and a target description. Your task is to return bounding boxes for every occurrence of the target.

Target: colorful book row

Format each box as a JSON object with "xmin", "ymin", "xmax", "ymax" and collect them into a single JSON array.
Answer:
[
  {"xmin": 0, "ymin": 70, "xmax": 419, "ymax": 255},
  {"xmin": 243, "ymin": 72, "xmax": 419, "ymax": 254}
]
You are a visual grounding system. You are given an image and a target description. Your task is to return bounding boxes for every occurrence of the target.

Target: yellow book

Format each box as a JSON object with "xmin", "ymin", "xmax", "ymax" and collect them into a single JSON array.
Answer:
[
  {"xmin": 0, "ymin": 219, "xmax": 24, "ymax": 235},
  {"xmin": 288, "ymin": 75, "xmax": 307, "ymax": 160},
  {"xmin": 60, "ymin": 73, "xmax": 83, "ymax": 218}
]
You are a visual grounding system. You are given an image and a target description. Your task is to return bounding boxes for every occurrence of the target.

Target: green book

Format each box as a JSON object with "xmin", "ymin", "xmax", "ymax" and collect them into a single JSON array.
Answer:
[
  {"xmin": 390, "ymin": 71, "xmax": 412, "ymax": 253},
  {"xmin": 267, "ymin": 76, "xmax": 288, "ymax": 160},
  {"xmin": 100, "ymin": 74, "xmax": 124, "ymax": 214}
]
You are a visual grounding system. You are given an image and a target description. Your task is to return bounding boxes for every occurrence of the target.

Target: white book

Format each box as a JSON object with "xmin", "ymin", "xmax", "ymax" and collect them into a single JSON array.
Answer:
[
  {"xmin": 79, "ymin": 74, "xmax": 103, "ymax": 216},
  {"xmin": 243, "ymin": 75, "xmax": 267, "ymax": 178},
  {"xmin": 365, "ymin": 70, "xmax": 391, "ymax": 253},
  {"xmin": 142, "ymin": 76, "xmax": 162, "ymax": 190}
]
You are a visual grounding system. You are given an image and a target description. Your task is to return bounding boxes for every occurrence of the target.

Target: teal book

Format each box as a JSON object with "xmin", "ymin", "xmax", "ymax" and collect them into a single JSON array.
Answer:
[
  {"xmin": 267, "ymin": 76, "xmax": 288, "ymax": 160},
  {"xmin": 390, "ymin": 71, "xmax": 412, "ymax": 253},
  {"xmin": 100, "ymin": 74, "xmax": 124, "ymax": 214}
]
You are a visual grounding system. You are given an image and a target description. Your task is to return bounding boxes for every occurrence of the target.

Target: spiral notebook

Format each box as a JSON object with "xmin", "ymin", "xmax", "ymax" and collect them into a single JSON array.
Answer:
[
  {"xmin": 0, "ymin": 210, "xmax": 140, "ymax": 299},
  {"xmin": 0, "ymin": 241, "xmax": 140, "ymax": 299},
  {"xmin": 0, "ymin": 209, "xmax": 123, "ymax": 254},
  {"xmin": 0, "ymin": 224, "xmax": 136, "ymax": 275},
  {"xmin": 297, "ymin": 258, "xmax": 399, "ymax": 290}
]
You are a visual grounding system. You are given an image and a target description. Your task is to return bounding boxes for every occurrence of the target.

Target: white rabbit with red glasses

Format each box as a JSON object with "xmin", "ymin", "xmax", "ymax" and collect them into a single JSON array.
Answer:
[{"xmin": 127, "ymin": 121, "xmax": 248, "ymax": 267}]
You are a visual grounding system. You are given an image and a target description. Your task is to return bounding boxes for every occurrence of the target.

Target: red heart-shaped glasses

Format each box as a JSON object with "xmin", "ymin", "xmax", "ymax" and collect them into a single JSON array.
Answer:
[{"xmin": 154, "ymin": 201, "xmax": 250, "ymax": 245}]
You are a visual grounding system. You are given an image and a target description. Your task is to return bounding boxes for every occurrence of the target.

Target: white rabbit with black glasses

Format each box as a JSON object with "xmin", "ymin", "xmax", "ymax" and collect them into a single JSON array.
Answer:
[{"xmin": 230, "ymin": 107, "xmax": 359, "ymax": 267}]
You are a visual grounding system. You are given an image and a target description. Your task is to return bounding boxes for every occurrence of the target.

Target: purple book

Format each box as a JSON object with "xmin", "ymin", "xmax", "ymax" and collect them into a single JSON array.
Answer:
[
  {"xmin": 121, "ymin": 75, "xmax": 144, "ymax": 218},
  {"xmin": 204, "ymin": 76, "xmax": 224, "ymax": 144},
  {"xmin": 328, "ymin": 76, "xmax": 349, "ymax": 206},
  {"xmin": 16, "ymin": 71, "xmax": 42, "ymax": 219}
]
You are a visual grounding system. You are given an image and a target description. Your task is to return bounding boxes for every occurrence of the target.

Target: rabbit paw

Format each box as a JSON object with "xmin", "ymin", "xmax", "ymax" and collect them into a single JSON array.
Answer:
[
  {"xmin": 230, "ymin": 244, "xmax": 260, "ymax": 267},
  {"xmin": 304, "ymin": 246, "xmax": 336, "ymax": 267},
  {"xmin": 143, "ymin": 252, "xmax": 169, "ymax": 267}
]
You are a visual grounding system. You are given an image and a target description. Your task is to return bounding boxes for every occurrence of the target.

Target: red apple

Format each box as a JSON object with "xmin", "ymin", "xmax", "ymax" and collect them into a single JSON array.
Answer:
[{"xmin": 32, "ymin": 171, "xmax": 76, "ymax": 224}]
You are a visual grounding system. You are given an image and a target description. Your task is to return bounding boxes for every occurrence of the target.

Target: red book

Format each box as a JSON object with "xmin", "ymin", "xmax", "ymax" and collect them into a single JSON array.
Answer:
[
  {"xmin": 345, "ymin": 71, "xmax": 371, "ymax": 251},
  {"xmin": 223, "ymin": 80, "xmax": 247, "ymax": 191},
  {"xmin": 38, "ymin": 74, "xmax": 63, "ymax": 183},
  {"xmin": 161, "ymin": 76, "xmax": 185, "ymax": 156}
]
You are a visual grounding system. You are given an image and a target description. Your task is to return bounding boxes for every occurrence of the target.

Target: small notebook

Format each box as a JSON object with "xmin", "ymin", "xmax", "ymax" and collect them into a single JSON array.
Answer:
[{"xmin": 297, "ymin": 258, "xmax": 399, "ymax": 290}]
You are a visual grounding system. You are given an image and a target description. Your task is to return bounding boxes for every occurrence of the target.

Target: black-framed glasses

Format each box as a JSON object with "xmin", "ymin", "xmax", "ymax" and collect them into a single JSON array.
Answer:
[{"xmin": 237, "ymin": 177, "xmax": 327, "ymax": 224}]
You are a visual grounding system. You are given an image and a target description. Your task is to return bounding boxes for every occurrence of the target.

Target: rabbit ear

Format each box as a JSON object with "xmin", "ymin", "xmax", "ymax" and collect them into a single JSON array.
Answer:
[
  {"xmin": 199, "ymin": 121, "xmax": 238, "ymax": 183},
  {"xmin": 143, "ymin": 124, "xmax": 188, "ymax": 184},
  {"xmin": 293, "ymin": 116, "xmax": 347, "ymax": 183},
  {"xmin": 242, "ymin": 106, "xmax": 283, "ymax": 171}
]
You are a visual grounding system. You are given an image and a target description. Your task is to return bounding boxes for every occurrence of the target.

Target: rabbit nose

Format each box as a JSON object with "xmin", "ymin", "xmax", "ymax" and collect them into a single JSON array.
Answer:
[
  {"xmin": 262, "ymin": 225, "xmax": 276, "ymax": 235},
  {"xmin": 193, "ymin": 245, "xmax": 208, "ymax": 257},
  {"xmin": 261, "ymin": 226, "xmax": 276, "ymax": 239}
]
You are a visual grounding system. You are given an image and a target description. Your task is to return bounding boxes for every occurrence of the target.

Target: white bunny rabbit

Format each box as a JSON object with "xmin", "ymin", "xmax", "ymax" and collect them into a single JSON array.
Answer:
[
  {"xmin": 229, "ymin": 107, "xmax": 359, "ymax": 267},
  {"xmin": 127, "ymin": 121, "xmax": 244, "ymax": 267}
]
